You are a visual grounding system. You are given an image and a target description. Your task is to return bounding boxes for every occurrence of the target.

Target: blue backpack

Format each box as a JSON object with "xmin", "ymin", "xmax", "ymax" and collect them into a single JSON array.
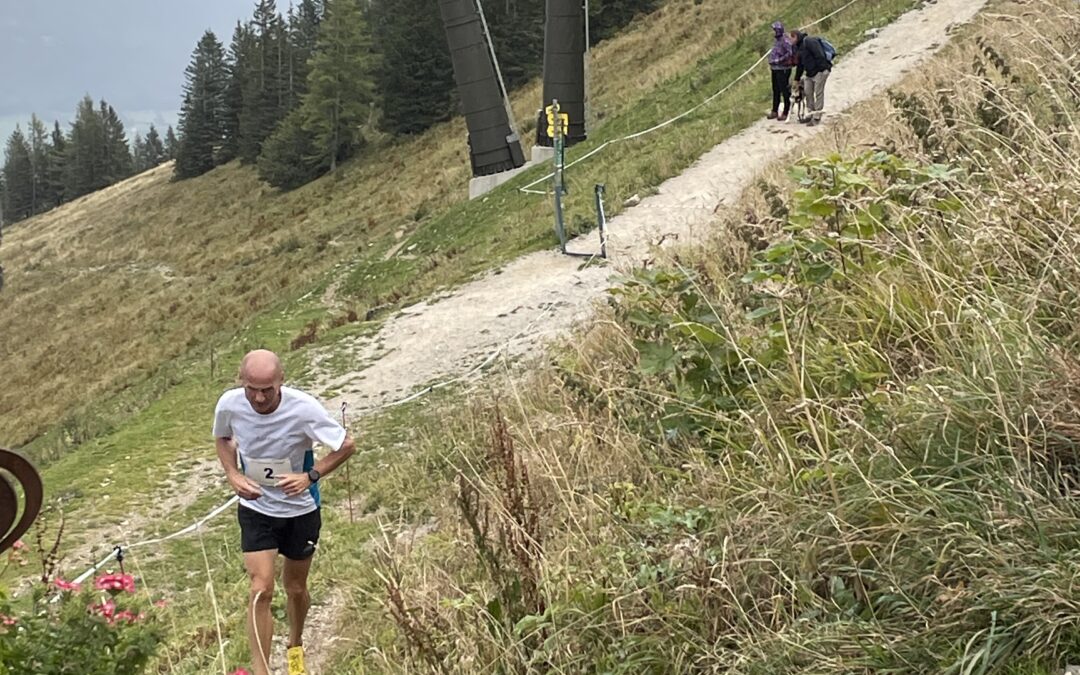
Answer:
[{"xmin": 818, "ymin": 37, "xmax": 837, "ymax": 65}]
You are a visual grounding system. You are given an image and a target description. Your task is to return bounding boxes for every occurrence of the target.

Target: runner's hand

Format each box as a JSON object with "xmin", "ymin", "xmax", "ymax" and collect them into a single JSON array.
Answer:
[
  {"xmin": 277, "ymin": 473, "xmax": 312, "ymax": 497},
  {"xmin": 228, "ymin": 473, "xmax": 262, "ymax": 500}
]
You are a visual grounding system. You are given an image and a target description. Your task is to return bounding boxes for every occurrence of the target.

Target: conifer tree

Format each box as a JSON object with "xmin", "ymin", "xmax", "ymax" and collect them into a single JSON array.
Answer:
[
  {"xmin": 144, "ymin": 124, "xmax": 166, "ymax": 168},
  {"xmin": 287, "ymin": 0, "xmax": 322, "ymax": 106},
  {"xmin": 46, "ymin": 121, "xmax": 67, "ymax": 207},
  {"xmin": 65, "ymin": 95, "xmax": 108, "ymax": 198},
  {"xmin": 27, "ymin": 115, "xmax": 51, "ymax": 215},
  {"xmin": 256, "ymin": 107, "xmax": 319, "ymax": 189},
  {"xmin": 302, "ymin": 0, "xmax": 374, "ymax": 172},
  {"xmin": 481, "ymin": 0, "xmax": 544, "ymax": 90},
  {"xmin": 370, "ymin": 0, "xmax": 454, "ymax": 135},
  {"xmin": 101, "ymin": 102, "xmax": 133, "ymax": 183},
  {"xmin": 164, "ymin": 125, "xmax": 179, "ymax": 160},
  {"xmin": 175, "ymin": 30, "xmax": 228, "ymax": 178},
  {"xmin": 238, "ymin": 1, "xmax": 288, "ymax": 163},
  {"xmin": 220, "ymin": 21, "xmax": 256, "ymax": 164},
  {"xmin": 132, "ymin": 132, "xmax": 147, "ymax": 172},
  {"xmin": 1, "ymin": 127, "xmax": 34, "ymax": 222}
]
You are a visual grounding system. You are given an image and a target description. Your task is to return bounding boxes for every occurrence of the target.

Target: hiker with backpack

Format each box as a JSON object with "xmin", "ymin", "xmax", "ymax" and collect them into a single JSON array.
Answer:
[
  {"xmin": 793, "ymin": 32, "xmax": 837, "ymax": 126},
  {"xmin": 767, "ymin": 21, "xmax": 796, "ymax": 121}
]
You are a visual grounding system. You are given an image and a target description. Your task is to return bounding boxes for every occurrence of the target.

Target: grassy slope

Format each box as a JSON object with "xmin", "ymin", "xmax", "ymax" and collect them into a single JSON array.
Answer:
[
  {"xmin": 359, "ymin": 1, "xmax": 1080, "ymax": 672},
  {"xmin": 0, "ymin": 0, "xmax": 903, "ymax": 452},
  {"xmin": 0, "ymin": 0, "xmax": 929, "ymax": 671}
]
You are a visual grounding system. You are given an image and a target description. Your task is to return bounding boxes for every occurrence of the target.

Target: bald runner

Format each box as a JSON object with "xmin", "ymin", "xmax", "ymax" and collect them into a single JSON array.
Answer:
[{"xmin": 213, "ymin": 349, "xmax": 356, "ymax": 675}]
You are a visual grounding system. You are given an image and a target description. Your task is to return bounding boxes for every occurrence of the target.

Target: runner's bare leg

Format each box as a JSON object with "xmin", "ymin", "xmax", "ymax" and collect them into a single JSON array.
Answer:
[
  {"xmin": 283, "ymin": 555, "xmax": 314, "ymax": 649},
  {"xmin": 244, "ymin": 550, "xmax": 277, "ymax": 675}
]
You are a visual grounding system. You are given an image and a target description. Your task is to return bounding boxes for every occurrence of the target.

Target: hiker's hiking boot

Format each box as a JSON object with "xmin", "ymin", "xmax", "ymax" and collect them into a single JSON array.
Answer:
[
  {"xmin": 287, "ymin": 646, "xmax": 307, "ymax": 675},
  {"xmin": 777, "ymin": 113, "xmax": 789, "ymax": 121},
  {"xmin": 766, "ymin": 111, "xmax": 778, "ymax": 120}
]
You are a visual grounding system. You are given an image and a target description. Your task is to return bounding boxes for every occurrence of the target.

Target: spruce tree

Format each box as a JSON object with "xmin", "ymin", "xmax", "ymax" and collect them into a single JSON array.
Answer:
[
  {"xmin": 65, "ymin": 95, "xmax": 108, "ymax": 199},
  {"xmin": 302, "ymin": 0, "xmax": 374, "ymax": 172},
  {"xmin": 220, "ymin": 21, "xmax": 256, "ymax": 164},
  {"xmin": 144, "ymin": 125, "xmax": 166, "ymax": 168},
  {"xmin": 132, "ymin": 132, "xmax": 147, "ymax": 173},
  {"xmin": 164, "ymin": 125, "xmax": 179, "ymax": 160},
  {"xmin": 371, "ymin": 0, "xmax": 454, "ymax": 135},
  {"xmin": 481, "ymin": 0, "xmax": 545, "ymax": 91},
  {"xmin": 27, "ymin": 115, "xmax": 51, "ymax": 215},
  {"xmin": 174, "ymin": 30, "xmax": 228, "ymax": 179},
  {"xmin": 1, "ymin": 127, "xmax": 34, "ymax": 222},
  {"xmin": 287, "ymin": 0, "xmax": 322, "ymax": 106},
  {"xmin": 101, "ymin": 102, "xmax": 133, "ymax": 183},
  {"xmin": 256, "ymin": 107, "xmax": 319, "ymax": 189},
  {"xmin": 46, "ymin": 121, "xmax": 67, "ymax": 207},
  {"xmin": 238, "ymin": 1, "xmax": 288, "ymax": 163}
]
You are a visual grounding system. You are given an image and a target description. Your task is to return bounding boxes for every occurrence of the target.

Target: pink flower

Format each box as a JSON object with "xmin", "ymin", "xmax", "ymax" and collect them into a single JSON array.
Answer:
[
  {"xmin": 53, "ymin": 578, "xmax": 82, "ymax": 593},
  {"xmin": 94, "ymin": 573, "xmax": 136, "ymax": 594},
  {"xmin": 12, "ymin": 540, "xmax": 26, "ymax": 551},
  {"xmin": 154, "ymin": 599, "xmax": 169, "ymax": 608},
  {"xmin": 89, "ymin": 598, "xmax": 117, "ymax": 621},
  {"xmin": 113, "ymin": 609, "xmax": 144, "ymax": 624},
  {"xmin": 230, "ymin": 669, "xmax": 252, "ymax": 675},
  {"xmin": 0, "ymin": 614, "xmax": 16, "ymax": 626}
]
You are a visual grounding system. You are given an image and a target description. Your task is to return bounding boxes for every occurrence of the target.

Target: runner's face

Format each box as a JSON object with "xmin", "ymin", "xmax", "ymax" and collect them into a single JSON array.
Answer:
[{"xmin": 244, "ymin": 374, "xmax": 281, "ymax": 414}]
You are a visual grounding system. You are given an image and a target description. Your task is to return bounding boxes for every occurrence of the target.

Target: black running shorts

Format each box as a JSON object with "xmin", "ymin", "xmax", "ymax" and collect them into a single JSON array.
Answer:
[{"xmin": 237, "ymin": 505, "xmax": 322, "ymax": 561}]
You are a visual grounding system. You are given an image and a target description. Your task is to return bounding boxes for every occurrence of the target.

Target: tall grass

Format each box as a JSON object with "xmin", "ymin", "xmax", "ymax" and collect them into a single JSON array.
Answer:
[{"xmin": 368, "ymin": 1, "xmax": 1080, "ymax": 672}]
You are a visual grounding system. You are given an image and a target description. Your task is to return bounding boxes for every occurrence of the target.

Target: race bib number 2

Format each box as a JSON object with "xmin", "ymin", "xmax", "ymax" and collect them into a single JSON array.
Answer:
[{"xmin": 245, "ymin": 458, "xmax": 293, "ymax": 487}]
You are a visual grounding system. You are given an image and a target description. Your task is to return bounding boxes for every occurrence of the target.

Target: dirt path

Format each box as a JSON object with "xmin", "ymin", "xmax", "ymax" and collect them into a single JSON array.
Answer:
[{"xmin": 311, "ymin": 0, "xmax": 988, "ymax": 415}]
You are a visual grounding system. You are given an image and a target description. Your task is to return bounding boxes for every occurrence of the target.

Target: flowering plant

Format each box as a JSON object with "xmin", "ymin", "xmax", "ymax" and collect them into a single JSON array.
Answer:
[
  {"xmin": 0, "ymin": 571, "xmax": 163, "ymax": 674},
  {"xmin": 94, "ymin": 572, "xmax": 136, "ymax": 594}
]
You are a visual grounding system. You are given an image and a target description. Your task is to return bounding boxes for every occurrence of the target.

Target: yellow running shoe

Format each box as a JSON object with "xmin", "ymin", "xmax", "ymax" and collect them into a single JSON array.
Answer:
[{"xmin": 286, "ymin": 645, "xmax": 307, "ymax": 675}]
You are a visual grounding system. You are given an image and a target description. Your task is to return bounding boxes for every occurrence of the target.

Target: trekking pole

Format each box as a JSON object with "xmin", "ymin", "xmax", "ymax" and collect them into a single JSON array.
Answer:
[{"xmin": 340, "ymin": 402, "xmax": 356, "ymax": 524}]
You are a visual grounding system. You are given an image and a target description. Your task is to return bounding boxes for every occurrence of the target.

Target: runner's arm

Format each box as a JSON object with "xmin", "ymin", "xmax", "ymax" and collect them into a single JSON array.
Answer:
[
  {"xmin": 278, "ymin": 434, "xmax": 355, "ymax": 496},
  {"xmin": 216, "ymin": 436, "xmax": 262, "ymax": 500},
  {"xmin": 312, "ymin": 433, "xmax": 356, "ymax": 479}
]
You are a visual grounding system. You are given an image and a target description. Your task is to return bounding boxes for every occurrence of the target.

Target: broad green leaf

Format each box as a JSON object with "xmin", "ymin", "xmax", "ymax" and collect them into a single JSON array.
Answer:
[
  {"xmin": 676, "ymin": 322, "xmax": 725, "ymax": 345},
  {"xmin": 638, "ymin": 341, "xmax": 678, "ymax": 375}
]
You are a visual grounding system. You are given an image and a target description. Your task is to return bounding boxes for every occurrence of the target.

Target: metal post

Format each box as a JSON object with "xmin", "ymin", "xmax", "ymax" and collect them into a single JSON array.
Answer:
[
  {"xmin": 340, "ymin": 403, "xmax": 355, "ymax": 524},
  {"xmin": 594, "ymin": 183, "xmax": 608, "ymax": 259},
  {"xmin": 552, "ymin": 99, "xmax": 567, "ymax": 253},
  {"xmin": 584, "ymin": 0, "xmax": 590, "ymax": 134}
]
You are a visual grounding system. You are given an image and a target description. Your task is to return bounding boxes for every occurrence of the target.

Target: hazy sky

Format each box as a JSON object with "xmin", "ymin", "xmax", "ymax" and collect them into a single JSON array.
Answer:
[{"xmin": 0, "ymin": 0, "xmax": 255, "ymax": 147}]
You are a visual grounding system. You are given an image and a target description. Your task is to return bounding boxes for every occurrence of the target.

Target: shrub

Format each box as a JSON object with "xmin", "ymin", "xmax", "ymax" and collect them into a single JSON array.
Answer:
[{"xmin": 0, "ymin": 573, "xmax": 164, "ymax": 675}]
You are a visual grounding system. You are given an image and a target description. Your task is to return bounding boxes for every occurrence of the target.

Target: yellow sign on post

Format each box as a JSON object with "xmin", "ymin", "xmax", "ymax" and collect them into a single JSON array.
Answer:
[{"xmin": 544, "ymin": 105, "xmax": 569, "ymax": 138}]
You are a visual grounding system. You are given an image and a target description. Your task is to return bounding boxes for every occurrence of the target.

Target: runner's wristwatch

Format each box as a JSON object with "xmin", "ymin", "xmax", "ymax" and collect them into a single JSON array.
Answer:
[{"xmin": 307, "ymin": 468, "xmax": 321, "ymax": 483}]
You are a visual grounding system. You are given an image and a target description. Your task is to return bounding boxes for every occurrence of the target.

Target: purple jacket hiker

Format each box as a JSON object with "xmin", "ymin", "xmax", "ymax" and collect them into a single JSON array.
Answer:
[
  {"xmin": 767, "ymin": 21, "xmax": 794, "ymax": 119},
  {"xmin": 769, "ymin": 21, "xmax": 796, "ymax": 69}
]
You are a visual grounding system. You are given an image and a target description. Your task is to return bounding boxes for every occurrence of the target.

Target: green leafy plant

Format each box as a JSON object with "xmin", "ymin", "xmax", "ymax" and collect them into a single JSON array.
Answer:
[{"xmin": 0, "ymin": 573, "xmax": 163, "ymax": 675}]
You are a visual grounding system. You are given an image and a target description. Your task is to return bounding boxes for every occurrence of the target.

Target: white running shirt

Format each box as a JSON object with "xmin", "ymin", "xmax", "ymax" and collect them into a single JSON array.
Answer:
[{"xmin": 212, "ymin": 386, "xmax": 346, "ymax": 518}]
